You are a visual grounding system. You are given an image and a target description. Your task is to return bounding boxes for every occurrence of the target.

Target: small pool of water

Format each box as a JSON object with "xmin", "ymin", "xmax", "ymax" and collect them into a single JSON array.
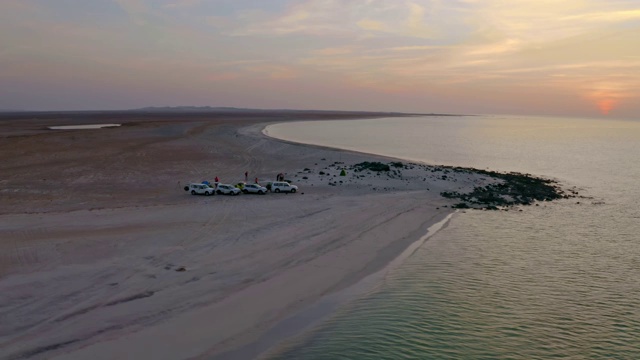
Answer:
[{"xmin": 48, "ymin": 124, "xmax": 121, "ymax": 130}]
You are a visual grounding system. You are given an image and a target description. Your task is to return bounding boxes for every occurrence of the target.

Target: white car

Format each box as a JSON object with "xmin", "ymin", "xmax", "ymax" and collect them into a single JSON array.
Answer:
[
  {"xmin": 271, "ymin": 181, "xmax": 298, "ymax": 193},
  {"xmin": 185, "ymin": 183, "xmax": 215, "ymax": 196},
  {"xmin": 243, "ymin": 184, "xmax": 268, "ymax": 195},
  {"xmin": 216, "ymin": 184, "xmax": 241, "ymax": 195}
]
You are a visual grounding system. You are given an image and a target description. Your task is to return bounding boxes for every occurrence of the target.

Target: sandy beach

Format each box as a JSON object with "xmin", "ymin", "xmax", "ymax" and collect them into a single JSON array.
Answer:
[{"xmin": 0, "ymin": 111, "xmax": 500, "ymax": 359}]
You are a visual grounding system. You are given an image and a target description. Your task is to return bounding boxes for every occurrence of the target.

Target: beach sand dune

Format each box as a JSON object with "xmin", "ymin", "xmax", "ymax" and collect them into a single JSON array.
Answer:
[{"xmin": 0, "ymin": 111, "xmax": 494, "ymax": 359}]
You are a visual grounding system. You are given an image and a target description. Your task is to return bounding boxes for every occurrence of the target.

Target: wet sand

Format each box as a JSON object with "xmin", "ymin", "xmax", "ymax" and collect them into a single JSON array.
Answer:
[{"xmin": 0, "ymin": 111, "xmax": 496, "ymax": 359}]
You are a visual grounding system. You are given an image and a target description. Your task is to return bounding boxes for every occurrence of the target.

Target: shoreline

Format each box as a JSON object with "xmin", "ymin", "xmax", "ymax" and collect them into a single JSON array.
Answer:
[
  {"xmin": 1, "ymin": 112, "xmax": 458, "ymax": 360},
  {"xmin": 263, "ymin": 120, "xmax": 573, "ymax": 210},
  {"xmin": 218, "ymin": 212, "xmax": 457, "ymax": 360},
  {"xmin": 0, "ymin": 112, "xmax": 566, "ymax": 359}
]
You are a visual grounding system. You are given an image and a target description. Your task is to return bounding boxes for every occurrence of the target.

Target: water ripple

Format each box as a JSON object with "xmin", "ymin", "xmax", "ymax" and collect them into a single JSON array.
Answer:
[
  {"xmin": 271, "ymin": 205, "xmax": 640, "ymax": 360},
  {"xmin": 267, "ymin": 116, "xmax": 640, "ymax": 360}
]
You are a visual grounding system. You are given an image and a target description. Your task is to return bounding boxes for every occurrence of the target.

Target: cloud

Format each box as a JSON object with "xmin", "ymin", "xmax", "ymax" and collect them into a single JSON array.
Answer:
[
  {"xmin": 230, "ymin": 1, "xmax": 346, "ymax": 36},
  {"xmin": 206, "ymin": 72, "xmax": 241, "ymax": 81},
  {"xmin": 560, "ymin": 9, "xmax": 640, "ymax": 23},
  {"xmin": 163, "ymin": 0, "xmax": 203, "ymax": 9},
  {"xmin": 312, "ymin": 47, "xmax": 357, "ymax": 56},
  {"xmin": 2, "ymin": 0, "xmax": 640, "ymax": 115},
  {"xmin": 230, "ymin": 1, "xmax": 444, "ymax": 39},
  {"xmin": 113, "ymin": 0, "xmax": 153, "ymax": 25},
  {"xmin": 405, "ymin": 2, "xmax": 433, "ymax": 38},
  {"xmin": 356, "ymin": 19, "xmax": 388, "ymax": 32},
  {"xmin": 386, "ymin": 45, "xmax": 443, "ymax": 51},
  {"xmin": 462, "ymin": 0, "xmax": 640, "ymax": 42},
  {"xmin": 247, "ymin": 64, "xmax": 300, "ymax": 80}
]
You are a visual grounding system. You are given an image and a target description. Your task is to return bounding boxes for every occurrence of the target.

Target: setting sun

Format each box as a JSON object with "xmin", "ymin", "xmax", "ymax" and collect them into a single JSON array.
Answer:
[{"xmin": 597, "ymin": 98, "xmax": 617, "ymax": 115}]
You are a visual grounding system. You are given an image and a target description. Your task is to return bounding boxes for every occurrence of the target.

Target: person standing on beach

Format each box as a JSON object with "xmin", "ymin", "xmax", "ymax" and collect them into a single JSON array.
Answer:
[
  {"xmin": 255, "ymin": 177, "xmax": 258, "ymax": 184},
  {"xmin": 215, "ymin": 176, "xmax": 219, "ymax": 183}
]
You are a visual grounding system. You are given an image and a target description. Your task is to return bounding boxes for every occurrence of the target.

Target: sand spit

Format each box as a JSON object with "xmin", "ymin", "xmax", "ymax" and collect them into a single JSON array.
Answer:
[{"xmin": 0, "ymin": 111, "xmax": 562, "ymax": 359}]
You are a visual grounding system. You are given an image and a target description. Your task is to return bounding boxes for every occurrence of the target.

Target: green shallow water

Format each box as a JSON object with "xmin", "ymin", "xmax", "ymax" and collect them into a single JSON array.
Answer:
[
  {"xmin": 271, "ymin": 204, "xmax": 640, "ymax": 359},
  {"xmin": 265, "ymin": 115, "xmax": 640, "ymax": 359}
]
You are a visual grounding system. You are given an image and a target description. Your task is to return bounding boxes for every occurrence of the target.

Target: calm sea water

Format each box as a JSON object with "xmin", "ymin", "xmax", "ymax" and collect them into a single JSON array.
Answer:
[{"xmin": 264, "ymin": 115, "xmax": 640, "ymax": 359}]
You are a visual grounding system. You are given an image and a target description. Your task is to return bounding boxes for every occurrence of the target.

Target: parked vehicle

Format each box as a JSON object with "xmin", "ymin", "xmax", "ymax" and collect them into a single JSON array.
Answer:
[
  {"xmin": 270, "ymin": 181, "xmax": 298, "ymax": 193},
  {"xmin": 185, "ymin": 183, "xmax": 215, "ymax": 196},
  {"xmin": 243, "ymin": 184, "xmax": 267, "ymax": 195},
  {"xmin": 216, "ymin": 183, "xmax": 241, "ymax": 195}
]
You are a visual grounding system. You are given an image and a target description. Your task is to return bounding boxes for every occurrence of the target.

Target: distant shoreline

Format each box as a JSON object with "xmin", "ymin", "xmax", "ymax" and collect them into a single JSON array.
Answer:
[{"xmin": 0, "ymin": 106, "xmax": 470, "ymax": 116}]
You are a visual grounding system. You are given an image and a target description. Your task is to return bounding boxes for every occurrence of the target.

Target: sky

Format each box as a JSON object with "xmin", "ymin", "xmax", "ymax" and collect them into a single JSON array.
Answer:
[{"xmin": 1, "ymin": 0, "xmax": 639, "ymax": 117}]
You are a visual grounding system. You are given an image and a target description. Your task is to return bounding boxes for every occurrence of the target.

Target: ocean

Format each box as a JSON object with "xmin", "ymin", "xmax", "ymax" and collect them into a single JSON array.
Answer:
[{"xmin": 264, "ymin": 115, "xmax": 640, "ymax": 359}]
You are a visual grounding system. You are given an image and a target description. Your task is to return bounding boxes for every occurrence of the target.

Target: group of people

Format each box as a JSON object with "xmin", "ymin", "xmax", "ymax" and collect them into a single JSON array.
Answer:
[{"xmin": 212, "ymin": 171, "xmax": 282, "ymax": 184}]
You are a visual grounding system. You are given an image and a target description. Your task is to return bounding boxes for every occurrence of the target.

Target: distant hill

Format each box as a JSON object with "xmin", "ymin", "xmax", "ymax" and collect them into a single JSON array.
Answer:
[
  {"xmin": 128, "ymin": 106, "xmax": 417, "ymax": 115},
  {"xmin": 131, "ymin": 106, "xmax": 261, "ymax": 113},
  {"xmin": 0, "ymin": 106, "xmax": 462, "ymax": 117}
]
